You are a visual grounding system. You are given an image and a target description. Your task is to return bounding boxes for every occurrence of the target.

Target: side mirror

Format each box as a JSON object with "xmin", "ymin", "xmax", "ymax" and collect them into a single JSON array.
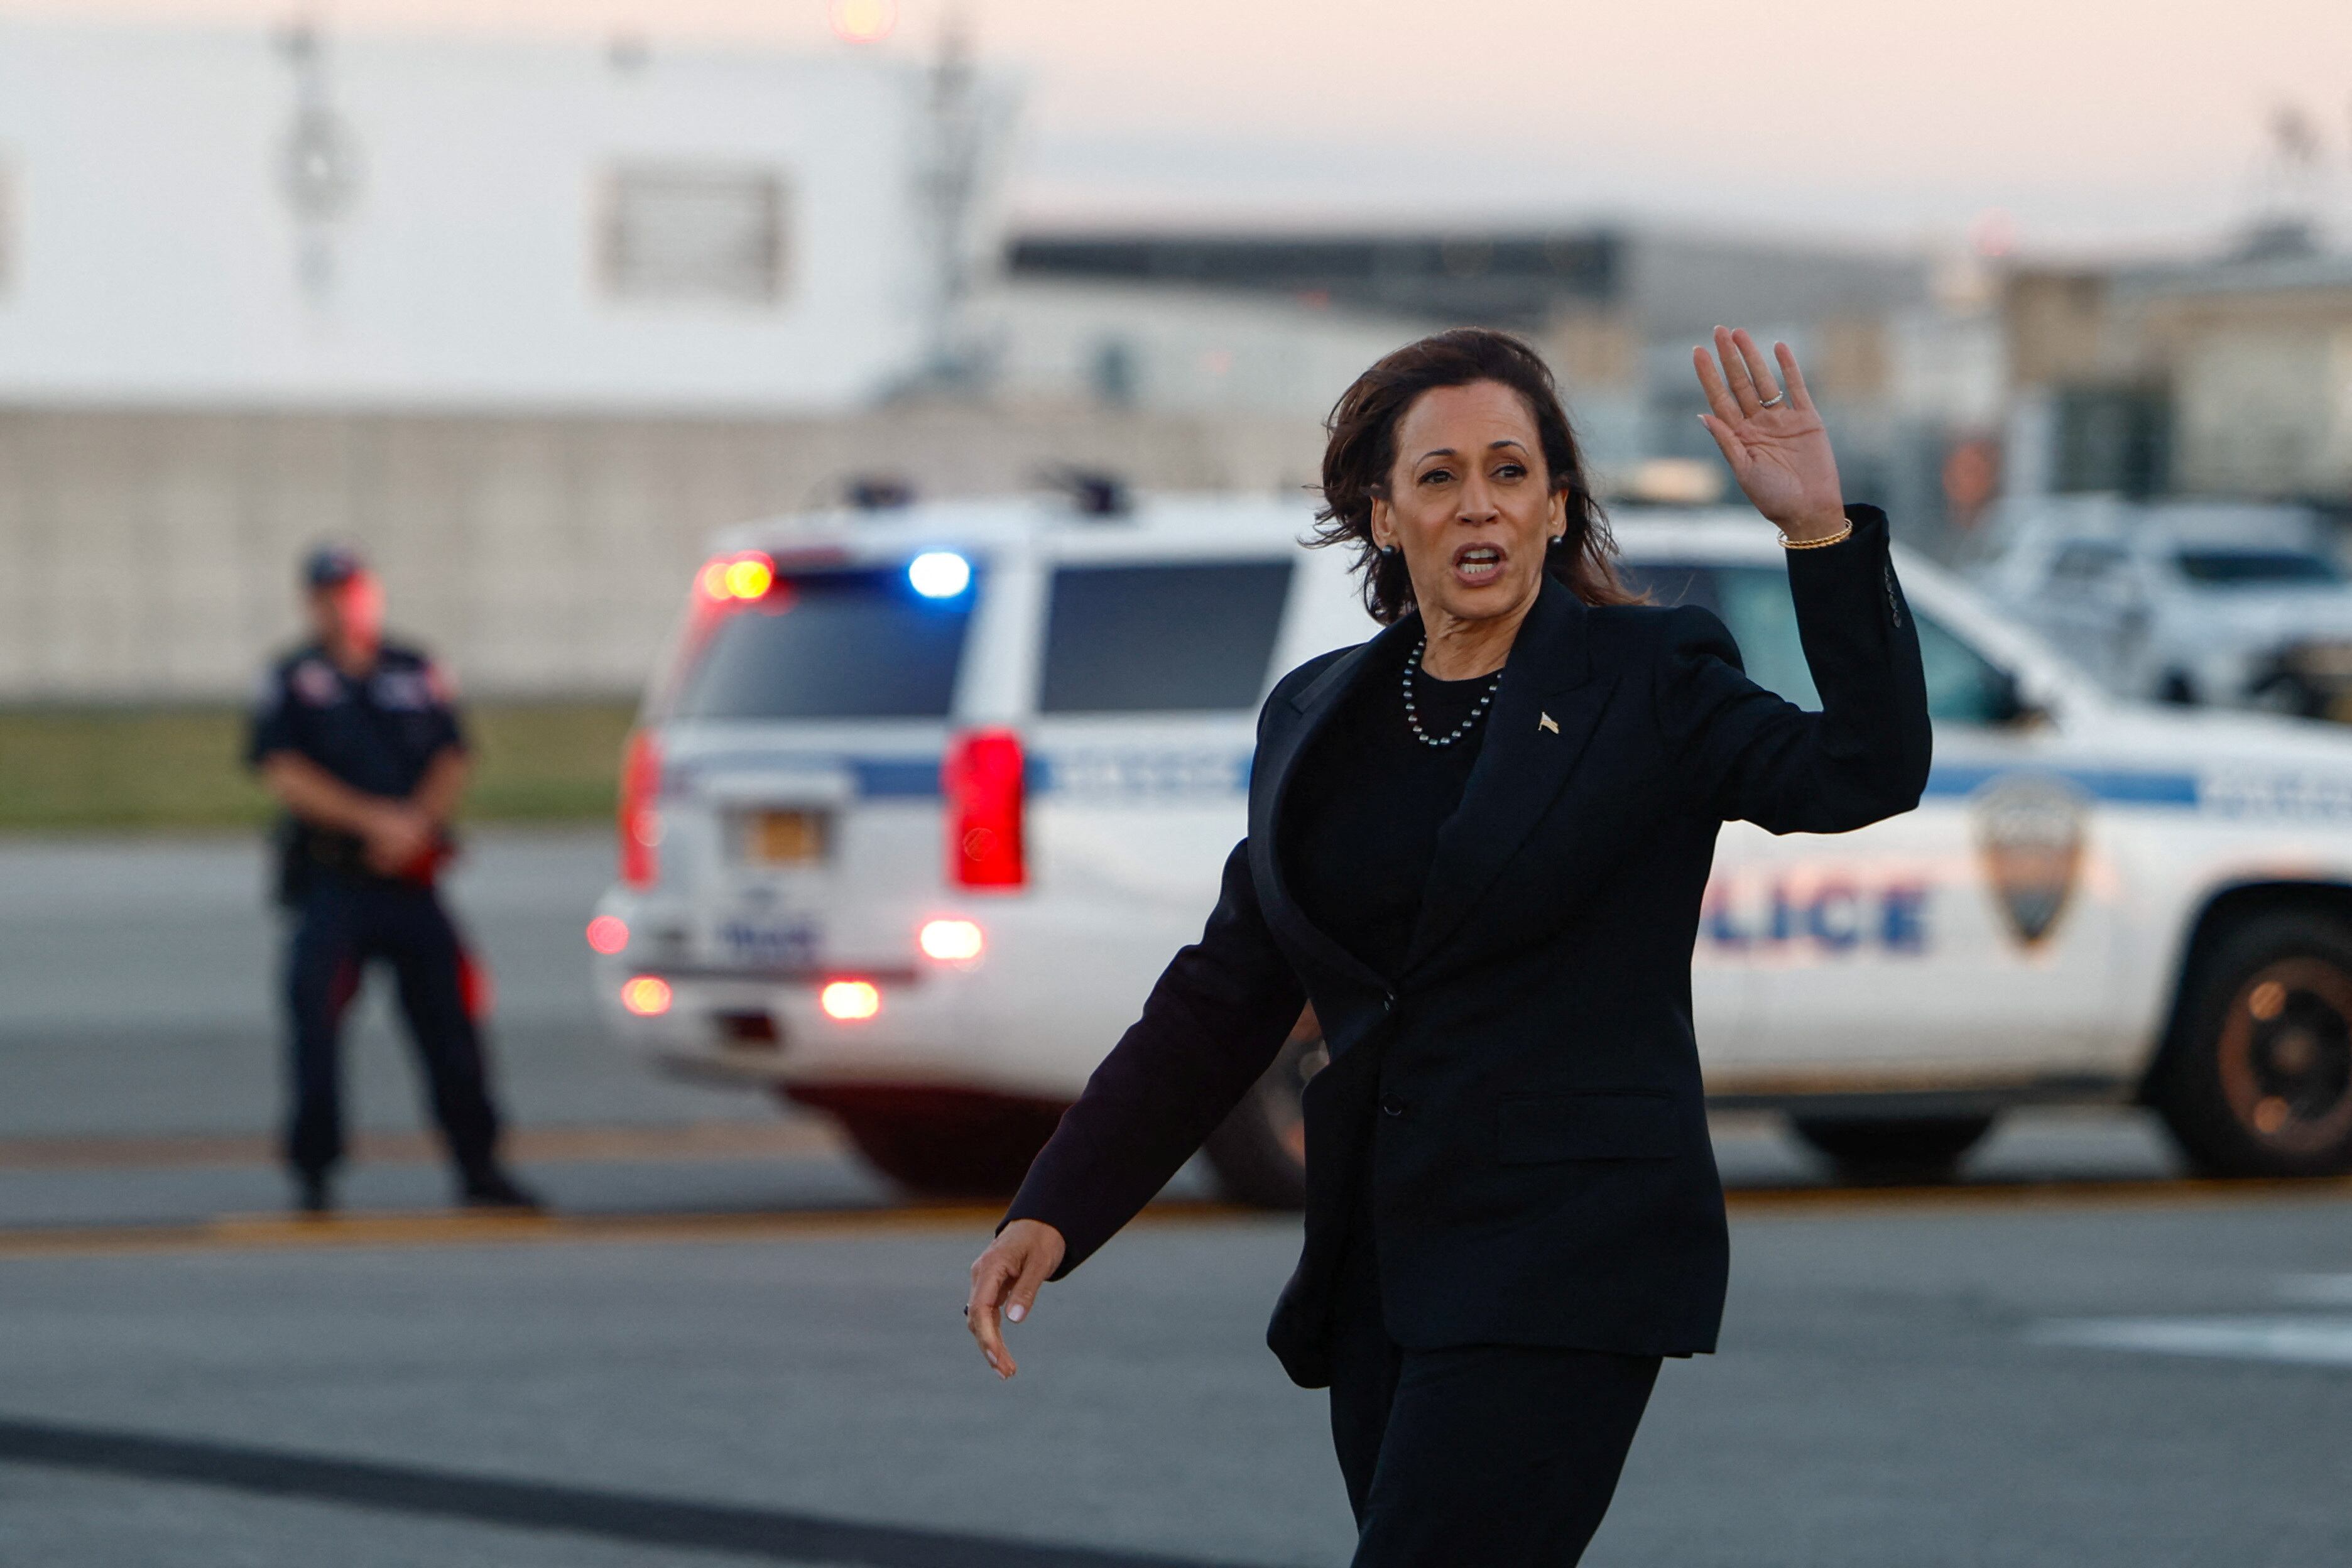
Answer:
[{"xmin": 1983, "ymin": 667, "xmax": 2049, "ymax": 729}]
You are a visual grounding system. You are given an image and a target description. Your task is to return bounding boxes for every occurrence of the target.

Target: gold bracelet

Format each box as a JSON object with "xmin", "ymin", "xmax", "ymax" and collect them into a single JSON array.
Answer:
[{"xmin": 1777, "ymin": 519, "xmax": 1853, "ymax": 550}]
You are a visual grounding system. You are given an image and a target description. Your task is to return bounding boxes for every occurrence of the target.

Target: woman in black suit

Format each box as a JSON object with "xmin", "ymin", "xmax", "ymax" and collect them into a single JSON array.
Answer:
[{"xmin": 967, "ymin": 325, "xmax": 1931, "ymax": 1564}]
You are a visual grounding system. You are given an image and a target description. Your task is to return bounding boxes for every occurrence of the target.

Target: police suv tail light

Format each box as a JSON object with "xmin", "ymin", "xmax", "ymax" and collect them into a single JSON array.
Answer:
[
  {"xmin": 819, "ymin": 979, "xmax": 882, "ymax": 1021},
  {"xmin": 620, "ymin": 975, "xmax": 672, "ymax": 1016},
  {"xmin": 944, "ymin": 729, "xmax": 1026, "ymax": 889},
  {"xmin": 618, "ymin": 731, "xmax": 663, "ymax": 888},
  {"xmin": 919, "ymin": 918, "xmax": 985, "ymax": 964}
]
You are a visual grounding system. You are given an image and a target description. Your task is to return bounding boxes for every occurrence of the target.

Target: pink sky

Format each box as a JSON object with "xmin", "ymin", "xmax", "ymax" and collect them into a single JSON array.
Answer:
[{"xmin": 10, "ymin": 0, "xmax": 2350, "ymax": 252}]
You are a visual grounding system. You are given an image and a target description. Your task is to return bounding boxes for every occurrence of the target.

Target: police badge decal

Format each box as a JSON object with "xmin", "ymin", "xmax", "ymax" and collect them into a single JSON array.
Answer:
[{"xmin": 1973, "ymin": 774, "xmax": 2089, "ymax": 947}]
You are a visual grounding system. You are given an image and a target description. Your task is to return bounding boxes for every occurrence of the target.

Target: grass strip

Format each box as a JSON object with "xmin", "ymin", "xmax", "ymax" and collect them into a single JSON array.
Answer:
[{"xmin": 0, "ymin": 702, "xmax": 636, "ymax": 830}]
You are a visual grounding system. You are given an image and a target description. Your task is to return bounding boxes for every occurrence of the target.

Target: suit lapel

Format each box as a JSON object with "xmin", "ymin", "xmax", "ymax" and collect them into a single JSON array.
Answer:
[
  {"xmin": 1248, "ymin": 619, "xmax": 1418, "ymax": 997},
  {"xmin": 1402, "ymin": 577, "xmax": 1617, "ymax": 971}
]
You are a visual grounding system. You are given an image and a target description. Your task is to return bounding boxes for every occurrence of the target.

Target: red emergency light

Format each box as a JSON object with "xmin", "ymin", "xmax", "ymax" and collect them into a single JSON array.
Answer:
[{"xmin": 944, "ymin": 729, "xmax": 1026, "ymax": 889}]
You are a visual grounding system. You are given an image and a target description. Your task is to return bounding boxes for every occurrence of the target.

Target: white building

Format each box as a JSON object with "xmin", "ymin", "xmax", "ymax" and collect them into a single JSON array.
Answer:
[
  {"xmin": 0, "ymin": 18, "xmax": 935, "ymax": 411},
  {"xmin": 0, "ymin": 19, "xmax": 1043, "ymax": 701}
]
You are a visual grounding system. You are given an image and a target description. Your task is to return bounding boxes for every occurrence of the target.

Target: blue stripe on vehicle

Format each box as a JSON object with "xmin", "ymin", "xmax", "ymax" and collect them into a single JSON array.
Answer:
[
  {"xmin": 849, "ymin": 759, "xmax": 942, "ymax": 798},
  {"xmin": 668, "ymin": 752, "xmax": 1236, "ymax": 801},
  {"xmin": 680, "ymin": 751, "xmax": 2209, "ymax": 810},
  {"xmin": 1920, "ymin": 763, "xmax": 2200, "ymax": 806}
]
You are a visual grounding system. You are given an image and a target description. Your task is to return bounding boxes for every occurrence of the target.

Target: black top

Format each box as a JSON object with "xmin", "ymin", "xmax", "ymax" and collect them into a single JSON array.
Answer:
[
  {"xmin": 1002, "ymin": 508, "xmax": 1934, "ymax": 1380},
  {"xmin": 1282, "ymin": 637, "xmax": 1500, "ymax": 981},
  {"xmin": 247, "ymin": 640, "xmax": 467, "ymax": 797}
]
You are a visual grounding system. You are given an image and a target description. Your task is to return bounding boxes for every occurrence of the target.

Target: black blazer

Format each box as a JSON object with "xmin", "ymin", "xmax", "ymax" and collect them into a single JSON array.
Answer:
[{"xmin": 1004, "ymin": 506, "xmax": 1931, "ymax": 1387}]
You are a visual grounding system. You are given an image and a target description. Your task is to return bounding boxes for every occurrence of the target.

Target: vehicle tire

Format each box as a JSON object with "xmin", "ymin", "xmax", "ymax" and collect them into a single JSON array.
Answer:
[
  {"xmin": 1788, "ymin": 1114, "xmax": 1996, "ymax": 1185},
  {"xmin": 2150, "ymin": 911, "xmax": 2352, "ymax": 1178},
  {"xmin": 784, "ymin": 1087, "xmax": 1067, "ymax": 1199},
  {"xmin": 1201, "ymin": 1027, "xmax": 1329, "ymax": 1209}
]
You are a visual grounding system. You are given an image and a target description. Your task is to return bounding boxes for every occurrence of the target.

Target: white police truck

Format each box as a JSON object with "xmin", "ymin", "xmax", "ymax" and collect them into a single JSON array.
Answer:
[{"xmin": 592, "ymin": 492, "xmax": 2352, "ymax": 1200}]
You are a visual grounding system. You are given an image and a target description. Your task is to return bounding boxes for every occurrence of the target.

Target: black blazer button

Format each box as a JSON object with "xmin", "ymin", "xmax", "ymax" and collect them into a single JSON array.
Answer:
[
  {"xmin": 1381, "ymin": 991, "xmax": 1396, "ymax": 1015},
  {"xmin": 1380, "ymin": 1094, "xmax": 1407, "ymax": 1117}
]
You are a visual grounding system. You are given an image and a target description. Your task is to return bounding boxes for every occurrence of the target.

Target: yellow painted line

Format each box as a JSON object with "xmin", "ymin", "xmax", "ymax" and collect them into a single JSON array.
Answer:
[
  {"xmin": 0, "ymin": 1199, "xmax": 1255, "ymax": 1261},
  {"xmin": 4, "ymin": 1173, "xmax": 2350, "ymax": 1261},
  {"xmin": 1726, "ymin": 1173, "xmax": 2352, "ymax": 1217},
  {"xmin": 0, "ymin": 1121, "xmax": 842, "ymax": 1173}
]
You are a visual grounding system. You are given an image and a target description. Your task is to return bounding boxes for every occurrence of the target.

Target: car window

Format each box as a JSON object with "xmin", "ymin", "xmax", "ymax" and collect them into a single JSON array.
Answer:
[
  {"xmin": 1714, "ymin": 567, "xmax": 1821, "ymax": 710},
  {"xmin": 1711, "ymin": 565, "xmax": 2015, "ymax": 725},
  {"xmin": 1614, "ymin": 559, "xmax": 1720, "ymax": 618},
  {"xmin": 1040, "ymin": 560, "xmax": 1295, "ymax": 713},
  {"xmin": 2172, "ymin": 548, "xmax": 2344, "ymax": 587},
  {"xmin": 670, "ymin": 566, "xmax": 977, "ymax": 720},
  {"xmin": 1915, "ymin": 613, "xmax": 2016, "ymax": 725}
]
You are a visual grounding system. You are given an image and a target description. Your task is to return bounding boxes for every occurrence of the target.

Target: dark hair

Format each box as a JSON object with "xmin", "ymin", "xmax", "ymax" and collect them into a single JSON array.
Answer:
[{"xmin": 1311, "ymin": 327, "xmax": 1638, "ymax": 623}]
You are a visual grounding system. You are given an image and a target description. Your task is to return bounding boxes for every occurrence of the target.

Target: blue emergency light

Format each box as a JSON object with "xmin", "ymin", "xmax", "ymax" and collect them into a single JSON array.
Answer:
[{"xmin": 908, "ymin": 551, "xmax": 972, "ymax": 599}]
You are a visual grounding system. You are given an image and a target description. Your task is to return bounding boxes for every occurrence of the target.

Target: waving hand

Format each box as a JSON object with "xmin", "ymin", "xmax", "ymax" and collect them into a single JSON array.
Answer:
[{"xmin": 1692, "ymin": 327, "xmax": 1848, "ymax": 544}]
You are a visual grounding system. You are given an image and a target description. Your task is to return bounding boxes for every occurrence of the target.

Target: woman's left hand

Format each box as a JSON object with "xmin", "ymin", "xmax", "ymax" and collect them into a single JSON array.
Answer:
[{"xmin": 1692, "ymin": 327, "xmax": 1846, "ymax": 543}]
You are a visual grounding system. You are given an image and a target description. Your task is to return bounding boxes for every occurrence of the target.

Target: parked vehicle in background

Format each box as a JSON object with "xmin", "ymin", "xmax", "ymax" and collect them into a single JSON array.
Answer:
[
  {"xmin": 592, "ymin": 494, "xmax": 2352, "ymax": 1202},
  {"xmin": 1971, "ymin": 499, "xmax": 2352, "ymax": 716}
]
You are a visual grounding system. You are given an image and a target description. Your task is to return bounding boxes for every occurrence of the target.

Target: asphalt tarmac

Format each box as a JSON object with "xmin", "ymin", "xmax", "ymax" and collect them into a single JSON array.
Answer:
[{"xmin": 1, "ymin": 834, "xmax": 2347, "ymax": 1567}]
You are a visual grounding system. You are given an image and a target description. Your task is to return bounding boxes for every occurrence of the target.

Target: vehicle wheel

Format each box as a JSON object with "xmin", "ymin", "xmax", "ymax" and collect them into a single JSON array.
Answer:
[
  {"xmin": 1788, "ymin": 1114, "xmax": 1996, "ymax": 1185},
  {"xmin": 783, "ymin": 1086, "xmax": 1067, "ymax": 1199},
  {"xmin": 2150, "ymin": 912, "xmax": 2352, "ymax": 1178},
  {"xmin": 1202, "ymin": 1026, "xmax": 1329, "ymax": 1209}
]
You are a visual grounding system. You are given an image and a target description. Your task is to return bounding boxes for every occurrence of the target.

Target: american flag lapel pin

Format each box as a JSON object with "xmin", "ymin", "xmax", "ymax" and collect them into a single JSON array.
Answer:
[{"xmin": 1538, "ymin": 712, "xmax": 1560, "ymax": 734}]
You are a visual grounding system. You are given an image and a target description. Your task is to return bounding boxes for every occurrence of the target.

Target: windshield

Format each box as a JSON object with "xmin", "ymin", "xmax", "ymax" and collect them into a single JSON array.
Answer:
[
  {"xmin": 2172, "ymin": 549, "xmax": 2344, "ymax": 587},
  {"xmin": 668, "ymin": 565, "xmax": 978, "ymax": 721}
]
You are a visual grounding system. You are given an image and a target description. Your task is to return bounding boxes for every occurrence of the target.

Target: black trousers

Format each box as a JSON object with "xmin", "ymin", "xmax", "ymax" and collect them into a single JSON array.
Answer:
[
  {"xmin": 1327, "ymin": 1221, "xmax": 1661, "ymax": 1566},
  {"xmin": 283, "ymin": 876, "xmax": 502, "ymax": 1180}
]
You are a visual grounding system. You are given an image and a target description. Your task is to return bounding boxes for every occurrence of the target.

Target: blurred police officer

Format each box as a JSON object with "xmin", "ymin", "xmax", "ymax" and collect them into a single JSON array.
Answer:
[{"xmin": 248, "ymin": 545, "xmax": 538, "ymax": 1215}]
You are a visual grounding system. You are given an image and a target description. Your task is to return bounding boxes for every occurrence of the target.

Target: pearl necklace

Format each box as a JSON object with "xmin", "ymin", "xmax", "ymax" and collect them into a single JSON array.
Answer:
[{"xmin": 1401, "ymin": 638, "xmax": 1502, "ymax": 748}]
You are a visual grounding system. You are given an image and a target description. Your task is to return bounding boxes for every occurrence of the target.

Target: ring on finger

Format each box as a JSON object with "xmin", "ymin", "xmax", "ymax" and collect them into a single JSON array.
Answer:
[{"xmin": 1758, "ymin": 391, "xmax": 1785, "ymax": 408}]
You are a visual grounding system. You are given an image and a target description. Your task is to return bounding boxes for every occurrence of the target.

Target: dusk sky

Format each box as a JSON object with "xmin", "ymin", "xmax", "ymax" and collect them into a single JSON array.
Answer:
[{"xmin": 13, "ymin": 0, "xmax": 2351, "ymax": 254}]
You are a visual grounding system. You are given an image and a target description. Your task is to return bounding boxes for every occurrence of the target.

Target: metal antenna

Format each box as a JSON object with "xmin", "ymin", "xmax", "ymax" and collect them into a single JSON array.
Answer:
[
  {"xmin": 918, "ymin": 7, "xmax": 988, "ymax": 391},
  {"xmin": 276, "ymin": 8, "xmax": 364, "ymax": 307}
]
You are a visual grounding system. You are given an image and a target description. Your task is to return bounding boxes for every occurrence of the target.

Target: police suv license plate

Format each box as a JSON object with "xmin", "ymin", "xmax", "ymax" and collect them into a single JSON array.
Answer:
[{"xmin": 749, "ymin": 809, "xmax": 827, "ymax": 864}]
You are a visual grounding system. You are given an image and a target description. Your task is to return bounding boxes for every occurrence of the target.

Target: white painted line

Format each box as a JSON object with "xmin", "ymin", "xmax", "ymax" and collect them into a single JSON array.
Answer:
[{"xmin": 2032, "ymin": 1315, "xmax": 2352, "ymax": 1367}]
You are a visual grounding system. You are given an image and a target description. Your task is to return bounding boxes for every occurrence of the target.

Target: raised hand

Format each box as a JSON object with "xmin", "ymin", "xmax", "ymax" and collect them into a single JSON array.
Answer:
[{"xmin": 1692, "ymin": 327, "xmax": 1847, "ymax": 543}]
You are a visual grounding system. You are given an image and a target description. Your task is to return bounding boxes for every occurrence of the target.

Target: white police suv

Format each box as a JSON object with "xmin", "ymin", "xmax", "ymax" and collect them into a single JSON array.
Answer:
[{"xmin": 592, "ymin": 494, "xmax": 2352, "ymax": 1200}]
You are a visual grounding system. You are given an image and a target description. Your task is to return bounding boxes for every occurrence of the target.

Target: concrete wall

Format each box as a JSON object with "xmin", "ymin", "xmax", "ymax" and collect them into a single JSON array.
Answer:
[{"xmin": 0, "ymin": 403, "xmax": 1327, "ymax": 703}]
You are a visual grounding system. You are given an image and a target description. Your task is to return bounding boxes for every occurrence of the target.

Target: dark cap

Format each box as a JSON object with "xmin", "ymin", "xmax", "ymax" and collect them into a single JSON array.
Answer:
[{"xmin": 302, "ymin": 544, "xmax": 366, "ymax": 590}]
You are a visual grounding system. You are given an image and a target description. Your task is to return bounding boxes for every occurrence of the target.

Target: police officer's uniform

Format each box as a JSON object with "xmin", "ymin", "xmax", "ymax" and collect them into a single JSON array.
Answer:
[{"xmin": 248, "ymin": 594, "xmax": 528, "ymax": 1211}]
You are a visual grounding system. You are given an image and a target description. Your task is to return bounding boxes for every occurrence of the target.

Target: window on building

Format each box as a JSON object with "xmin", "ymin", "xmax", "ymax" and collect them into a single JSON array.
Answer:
[
  {"xmin": 599, "ymin": 167, "xmax": 788, "ymax": 306},
  {"xmin": 1040, "ymin": 561, "xmax": 1295, "ymax": 713}
]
